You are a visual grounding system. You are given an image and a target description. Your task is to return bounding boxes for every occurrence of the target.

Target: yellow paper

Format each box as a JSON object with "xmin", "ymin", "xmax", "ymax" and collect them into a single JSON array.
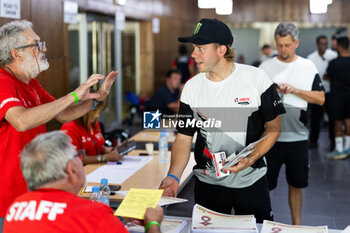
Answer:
[{"xmin": 114, "ymin": 188, "xmax": 163, "ymax": 219}]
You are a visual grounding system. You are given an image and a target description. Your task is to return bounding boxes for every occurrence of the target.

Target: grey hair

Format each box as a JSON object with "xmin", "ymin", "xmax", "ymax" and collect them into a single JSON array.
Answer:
[
  {"xmin": 274, "ymin": 22, "xmax": 299, "ymax": 41},
  {"xmin": 0, "ymin": 20, "xmax": 33, "ymax": 65},
  {"xmin": 21, "ymin": 131, "xmax": 76, "ymax": 191}
]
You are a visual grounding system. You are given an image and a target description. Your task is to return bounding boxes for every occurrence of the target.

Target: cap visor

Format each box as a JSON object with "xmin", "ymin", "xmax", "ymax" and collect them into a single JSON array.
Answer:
[{"xmin": 178, "ymin": 36, "xmax": 212, "ymax": 45}]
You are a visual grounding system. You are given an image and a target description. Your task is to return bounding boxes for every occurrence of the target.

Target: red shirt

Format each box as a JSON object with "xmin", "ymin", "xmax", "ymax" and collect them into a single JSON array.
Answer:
[
  {"xmin": 3, "ymin": 188, "xmax": 128, "ymax": 233},
  {"xmin": 61, "ymin": 120, "xmax": 105, "ymax": 156},
  {"xmin": 0, "ymin": 69, "xmax": 55, "ymax": 217}
]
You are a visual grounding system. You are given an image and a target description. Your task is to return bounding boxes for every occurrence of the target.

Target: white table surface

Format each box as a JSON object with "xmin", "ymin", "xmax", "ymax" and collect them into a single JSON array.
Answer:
[{"xmin": 164, "ymin": 216, "xmax": 344, "ymax": 233}]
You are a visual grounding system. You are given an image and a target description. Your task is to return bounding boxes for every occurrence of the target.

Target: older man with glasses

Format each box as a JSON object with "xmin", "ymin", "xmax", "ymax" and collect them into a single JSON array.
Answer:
[
  {"xmin": 3, "ymin": 131, "xmax": 164, "ymax": 233},
  {"xmin": 0, "ymin": 20, "xmax": 118, "ymax": 232}
]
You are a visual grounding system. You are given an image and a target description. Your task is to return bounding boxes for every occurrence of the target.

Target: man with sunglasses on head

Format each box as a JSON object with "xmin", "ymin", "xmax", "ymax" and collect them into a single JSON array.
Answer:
[
  {"xmin": 0, "ymin": 20, "xmax": 117, "ymax": 231},
  {"xmin": 3, "ymin": 131, "xmax": 164, "ymax": 233}
]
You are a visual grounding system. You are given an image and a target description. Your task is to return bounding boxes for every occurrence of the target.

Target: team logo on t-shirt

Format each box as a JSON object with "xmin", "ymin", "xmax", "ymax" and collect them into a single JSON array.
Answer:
[
  {"xmin": 143, "ymin": 110, "xmax": 161, "ymax": 129},
  {"xmin": 234, "ymin": 97, "xmax": 251, "ymax": 105}
]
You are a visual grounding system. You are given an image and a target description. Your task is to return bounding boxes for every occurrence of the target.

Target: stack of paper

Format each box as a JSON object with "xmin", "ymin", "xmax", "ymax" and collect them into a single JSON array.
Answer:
[
  {"xmin": 192, "ymin": 204, "xmax": 258, "ymax": 232},
  {"xmin": 127, "ymin": 219, "xmax": 187, "ymax": 233},
  {"xmin": 223, "ymin": 134, "xmax": 269, "ymax": 169},
  {"xmin": 261, "ymin": 220, "xmax": 328, "ymax": 233},
  {"xmin": 114, "ymin": 188, "xmax": 163, "ymax": 219},
  {"xmin": 86, "ymin": 156, "xmax": 153, "ymax": 184},
  {"xmin": 342, "ymin": 226, "xmax": 350, "ymax": 233},
  {"xmin": 116, "ymin": 191, "xmax": 188, "ymax": 206}
]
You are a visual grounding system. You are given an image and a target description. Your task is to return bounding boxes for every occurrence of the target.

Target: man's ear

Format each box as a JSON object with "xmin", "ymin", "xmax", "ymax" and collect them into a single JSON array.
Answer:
[
  {"xmin": 10, "ymin": 49, "xmax": 21, "ymax": 61},
  {"xmin": 218, "ymin": 45, "xmax": 227, "ymax": 57},
  {"xmin": 65, "ymin": 160, "xmax": 77, "ymax": 183}
]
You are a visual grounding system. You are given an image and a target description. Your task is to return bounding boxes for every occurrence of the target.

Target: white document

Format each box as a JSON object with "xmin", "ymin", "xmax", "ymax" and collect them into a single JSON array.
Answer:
[
  {"xmin": 127, "ymin": 218, "xmax": 186, "ymax": 233},
  {"xmin": 86, "ymin": 156, "xmax": 153, "ymax": 184},
  {"xmin": 192, "ymin": 204, "xmax": 258, "ymax": 232},
  {"xmin": 261, "ymin": 220, "xmax": 328, "ymax": 233},
  {"xmin": 342, "ymin": 226, "xmax": 350, "ymax": 233},
  {"xmin": 223, "ymin": 134, "xmax": 269, "ymax": 169},
  {"xmin": 116, "ymin": 191, "xmax": 188, "ymax": 206}
]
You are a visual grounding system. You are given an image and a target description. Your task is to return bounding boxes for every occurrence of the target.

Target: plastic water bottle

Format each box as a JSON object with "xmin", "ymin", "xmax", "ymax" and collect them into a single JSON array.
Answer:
[
  {"xmin": 98, "ymin": 178, "xmax": 111, "ymax": 205},
  {"xmin": 158, "ymin": 130, "xmax": 168, "ymax": 163},
  {"xmin": 90, "ymin": 186, "xmax": 99, "ymax": 202}
]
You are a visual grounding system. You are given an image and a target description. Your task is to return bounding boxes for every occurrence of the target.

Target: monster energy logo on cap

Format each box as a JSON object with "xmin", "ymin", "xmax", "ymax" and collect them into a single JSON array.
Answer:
[
  {"xmin": 178, "ymin": 19, "xmax": 233, "ymax": 45},
  {"xmin": 194, "ymin": 23, "xmax": 202, "ymax": 35}
]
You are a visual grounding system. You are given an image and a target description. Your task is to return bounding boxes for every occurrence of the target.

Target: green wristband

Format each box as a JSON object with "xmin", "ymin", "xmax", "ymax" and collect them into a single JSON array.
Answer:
[
  {"xmin": 71, "ymin": 92, "xmax": 79, "ymax": 104},
  {"xmin": 144, "ymin": 221, "xmax": 160, "ymax": 232}
]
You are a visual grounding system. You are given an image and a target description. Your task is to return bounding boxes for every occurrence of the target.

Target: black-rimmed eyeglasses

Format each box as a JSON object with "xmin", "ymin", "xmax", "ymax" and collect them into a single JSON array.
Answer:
[
  {"xmin": 73, "ymin": 150, "xmax": 86, "ymax": 161},
  {"xmin": 15, "ymin": 41, "xmax": 46, "ymax": 51}
]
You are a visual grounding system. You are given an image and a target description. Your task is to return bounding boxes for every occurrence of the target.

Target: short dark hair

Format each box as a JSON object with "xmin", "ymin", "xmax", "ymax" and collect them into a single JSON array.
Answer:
[
  {"xmin": 316, "ymin": 35, "xmax": 327, "ymax": 44},
  {"xmin": 262, "ymin": 44, "xmax": 271, "ymax": 50},
  {"xmin": 337, "ymin": 36, "xmax": 349, "ymax": 50},
  {"xmin": 165, "ymin": 69, "xmax": 181, "ymax": 79}
]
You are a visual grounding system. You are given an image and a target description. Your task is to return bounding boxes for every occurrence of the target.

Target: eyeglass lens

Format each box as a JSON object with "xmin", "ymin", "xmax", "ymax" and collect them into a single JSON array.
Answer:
[{"xmin": 38, "ymin": 42, "xmax": 46, "ymax": 51}]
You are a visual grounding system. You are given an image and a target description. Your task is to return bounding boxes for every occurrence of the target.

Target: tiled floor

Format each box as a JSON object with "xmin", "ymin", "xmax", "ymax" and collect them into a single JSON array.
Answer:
[{"xmin": 164, "ymin": 129, "xmax": 350, "ymax": 229}]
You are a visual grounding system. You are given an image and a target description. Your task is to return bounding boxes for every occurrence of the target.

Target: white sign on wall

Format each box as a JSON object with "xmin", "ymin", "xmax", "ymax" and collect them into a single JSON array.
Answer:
[
  {"xmin": 0, "ymin": 0, "xmax": 20, "ymax": 19},
  {"xmin": 152, "ymin": 17, "xmax": 160, "ymax": 34},
  {"xmin": 64, "ymin": 0, "xmax": 78, "ymax": 24}
]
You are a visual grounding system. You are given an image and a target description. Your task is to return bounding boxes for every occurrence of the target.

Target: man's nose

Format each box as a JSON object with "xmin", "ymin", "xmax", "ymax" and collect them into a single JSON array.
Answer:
[{"xmin": 191, "ymin": 50, "xmax": 197, "ymax": 58}]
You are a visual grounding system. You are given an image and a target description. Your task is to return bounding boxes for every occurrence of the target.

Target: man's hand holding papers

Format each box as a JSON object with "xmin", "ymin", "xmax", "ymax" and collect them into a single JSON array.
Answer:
[{"xmin": 222, "ymin": 135, "xmax": 269, "ymax": 174}]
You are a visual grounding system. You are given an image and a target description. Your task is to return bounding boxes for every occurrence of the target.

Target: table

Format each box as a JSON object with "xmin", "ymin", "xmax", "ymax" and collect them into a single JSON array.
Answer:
[
  {"xmin": 144, "ymin": 216, "xmax": 344, "ymax": 233},
  {"xmin": 130, "ymin": 129, "xmax": 177, "ymax": 143},
  {"xmin": 130, "ymin": 129, "xmax": 197, "ymax": 151},
  {"xmin": 81, "ymin": 149, "xmax": 196, "ymax": 201}
]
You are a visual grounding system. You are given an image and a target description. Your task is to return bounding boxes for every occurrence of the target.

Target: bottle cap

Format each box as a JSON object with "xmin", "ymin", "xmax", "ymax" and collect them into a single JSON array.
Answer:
[
  {"xmin": 92, "ymin": 186, "xmax": 99, "ymax": 192},
  {"xmin": 101, "ymin": 178, "xmax": 108, "ymax": 184},
  {"xmin": 160, "ymin": 130, "xmax": 166, "ymax": 137}
]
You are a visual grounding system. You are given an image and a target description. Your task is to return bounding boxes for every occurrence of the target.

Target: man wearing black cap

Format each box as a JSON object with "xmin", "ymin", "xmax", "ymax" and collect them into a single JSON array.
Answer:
[{"xmin": 159, "ymin": 18, "xmax": 285, "ymax": 223}]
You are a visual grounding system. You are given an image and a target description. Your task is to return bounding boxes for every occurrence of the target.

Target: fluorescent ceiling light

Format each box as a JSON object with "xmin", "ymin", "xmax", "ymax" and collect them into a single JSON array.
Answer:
[
  {"xmin": 310, "ymin": 0, "xmax": 328, "ymax": 14},
  {"xmin": 198, "ymin": 0, "xmax": 216, "ymax": 9},
  {"xmin": 117, "ymin": 0, "xmax": 127, "ymax": 5},
  {"xmin": 215, "ymin": 0, "xmax": 233, "ymax": 15}
]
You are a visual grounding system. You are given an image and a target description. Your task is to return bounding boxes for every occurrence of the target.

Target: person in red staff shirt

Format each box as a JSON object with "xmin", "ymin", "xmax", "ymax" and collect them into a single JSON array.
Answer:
[
  {"xmin": 3, "ymin": 131, "xmax": 164, "ymax": 233},
  {"xmin": 61, "ymin": 101, "xmax": 123, "ymax": 164},
  {"xmin": 0, "ymin": 20, "xmax": 117, "ymax": 231}
]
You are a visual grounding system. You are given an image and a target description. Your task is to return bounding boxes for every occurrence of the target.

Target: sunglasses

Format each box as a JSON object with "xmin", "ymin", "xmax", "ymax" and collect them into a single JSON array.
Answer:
[
  {"xmin": 15, "ymin": 41, "xmax": 46, "ymax": 52},
  {"xmin": 73, "ymin": 150, "xmax": 86, "ymax": 161}
]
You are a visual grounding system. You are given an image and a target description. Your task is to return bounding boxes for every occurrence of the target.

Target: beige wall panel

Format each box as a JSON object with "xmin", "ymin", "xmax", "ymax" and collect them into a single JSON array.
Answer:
[
  {"xmin": 43, "ymin": 58, "xmax": 68, "ymax": 98},
  {"xmin": 139, "ymin": 21, "xmax": 154, "ymax": 96}
]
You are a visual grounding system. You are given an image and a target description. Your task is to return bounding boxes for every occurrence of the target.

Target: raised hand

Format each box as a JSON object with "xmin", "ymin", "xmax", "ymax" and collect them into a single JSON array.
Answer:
[
  {"xmin": 73, "ymin": 74, "xmax": 104, "ymax": 102},
  {"xmin": 96, "ymin": 71, "xmax": 118, "ymax": 101}
]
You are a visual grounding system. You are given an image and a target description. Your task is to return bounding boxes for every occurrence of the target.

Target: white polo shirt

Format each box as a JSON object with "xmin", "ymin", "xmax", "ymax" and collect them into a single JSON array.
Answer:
[{"xmin": 307, "ymin": 49, "xmax": 337, "ymax": 93}]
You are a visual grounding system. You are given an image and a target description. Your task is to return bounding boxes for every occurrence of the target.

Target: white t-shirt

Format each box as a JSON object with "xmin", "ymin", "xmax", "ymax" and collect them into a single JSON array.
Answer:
[
  {"xmin": 259, "ymin": 56, "xmax": 324, "ymax": 142},
  {"xmin": 307, "ymin": 49, "xmax": 337, "ymax": 93},
  {"xmin": 177, "ymin": 63, "xmax": 285, "ymax": 188}
]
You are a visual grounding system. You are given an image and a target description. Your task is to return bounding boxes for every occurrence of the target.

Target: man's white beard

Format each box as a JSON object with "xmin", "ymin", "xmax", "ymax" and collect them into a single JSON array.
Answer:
[{"xmin": 20, "ymin": 51, "xmax": 50, "ymax": 79}]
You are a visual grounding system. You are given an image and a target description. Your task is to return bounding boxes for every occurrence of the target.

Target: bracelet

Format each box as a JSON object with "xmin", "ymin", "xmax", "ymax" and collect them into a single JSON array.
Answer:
[
  {"xmin": 167, "ymin": 174, "xmax": 180, "ymax": 183},
  {"xmin": 144, "ymin": 221, "xmax": 160, "ymax": 232},
  {"xmin": 92, "ymin": 99, "xmax": 101, "ymax": 110},
  {"xmin": 71, "ymin": 92, "xmax": 79, "ymax": 104},
  {"xmin": 103, "ymin": 155, "xmax": 107, "ymax": 162},
  {"xmin": 96, "ymin": 155, "xmax": 101, "ymax": 163}
]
